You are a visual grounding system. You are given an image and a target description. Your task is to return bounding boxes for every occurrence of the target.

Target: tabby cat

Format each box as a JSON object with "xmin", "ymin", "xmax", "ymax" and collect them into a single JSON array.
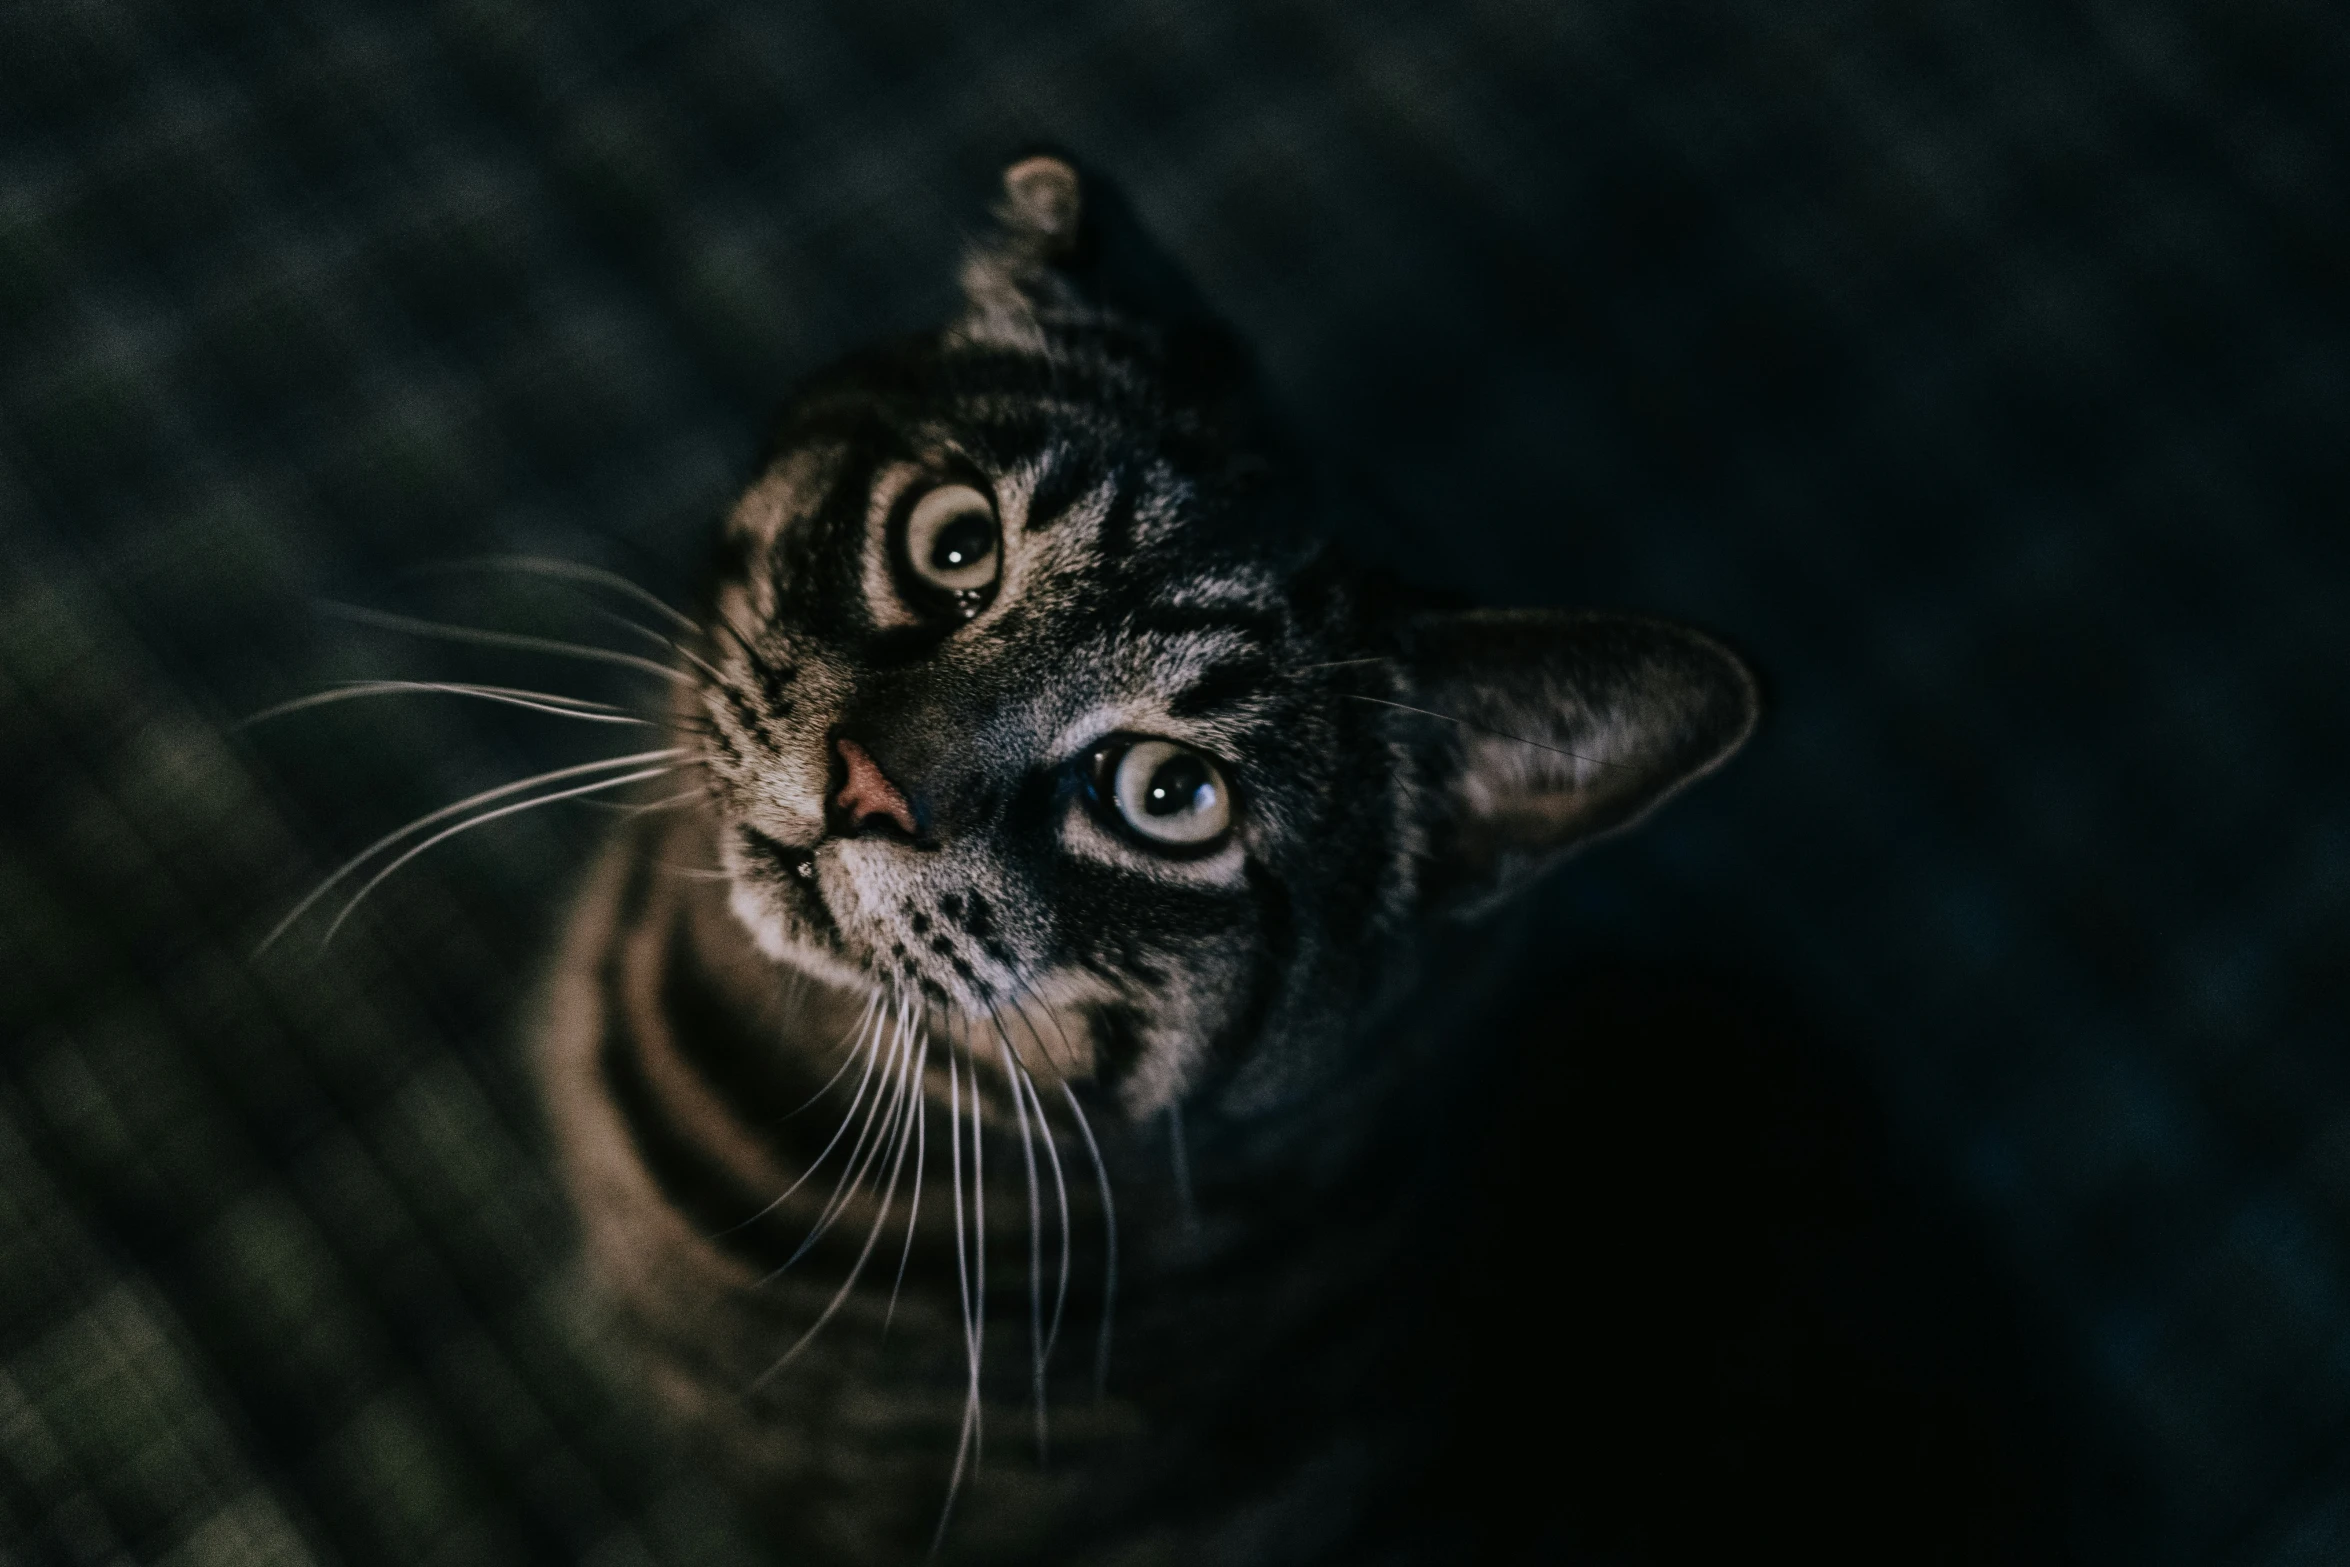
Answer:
[{"xmin": 533, "ymin": 154, "xmax": 1757, "ymax": 1564}]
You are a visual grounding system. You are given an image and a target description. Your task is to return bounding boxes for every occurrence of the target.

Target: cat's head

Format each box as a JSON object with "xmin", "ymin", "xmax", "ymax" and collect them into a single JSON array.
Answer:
[{"xmin": 693, "ymin": 155, "xmax": 1757, "ymax": 1116}]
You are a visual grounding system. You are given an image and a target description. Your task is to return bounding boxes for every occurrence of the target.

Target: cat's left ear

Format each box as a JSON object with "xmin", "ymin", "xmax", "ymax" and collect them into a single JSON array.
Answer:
[{"xmin": 1393, "ymin": 610, "xmax": 1761, "ymax": 914}]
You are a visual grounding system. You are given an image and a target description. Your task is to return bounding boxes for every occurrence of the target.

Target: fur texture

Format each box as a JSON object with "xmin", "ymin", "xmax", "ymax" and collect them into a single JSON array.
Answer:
[{"xmin": 536, "ymin": 153, "xmax": 1758, "ymax": 1564}]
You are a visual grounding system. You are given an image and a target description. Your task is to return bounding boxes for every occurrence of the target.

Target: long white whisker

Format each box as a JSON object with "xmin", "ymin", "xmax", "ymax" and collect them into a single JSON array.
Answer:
[
  {"xmin": 770, "ymin": 997, "xmax": 915, "ymax": 1278},
  {"xmin": 803, "ymin": 998, "xmax": 919, "ymax": 1254},
  {"xmin": 319, "ymin": 601, "xmax": 694, "ymax": 686},
  {"xmin": 934, "ymin": 1374, "xmax": 979, "ymax": 1560},
  {"xmin": 971, "ymin": 985, "xmax": 1084, "ymax": 1393},
  {"xmin": 714, "ymin": 993, "xmax": 885, "ymax": 1238},
  {"xmin": 753, "ymin": 1001, "xmax": 924, "ymax": 1384},
  {"xmin": 884, "ymin": 1012, "xmax": 929, "ymax": 1335},
  {"xmin": 968, "ymin": 1034, "xmax": 987, "ymax": 1475},
  {"xmin": 936, "ymin": 1044, "xmax": 980, "ymax": 1555},
  {"xmin": 1060, "ymin": 1080, "xmax": 1118, "ymax": 1400},
  {"xmin": 256, "ymin": 748, "xmax": 688, "ymax": 956},
  {"xmin": 577, "ymin": 602, "xmax": 730, "ymax": 688},
  {"xmin": 1010, "ymin": 984, "xmax": 1089, "ymax": 1095},
  {"xmin": 1006, "ymin": 1005, "xmax": 1073, "ymax": 1377},
  {"xmin": 603, "ymin": 785, "xmax": 709, "ymax": 818},
  {"xmin": 773, "ymin": 989, "xmax": 882, "ymax": 1125},
  {"xmin": 238, "ymin": 680, "xmax": 647, "ymax": 728},
  {"xmin": 412, "ymin": 554, "xmax": 703, "ymax": 634},
  {"xmin": 948, "ymin": 1045, "xmax": 974, "ymax": 1352},
  {"xmin": 322, "ymin": 764, "xmax": 675, "ymax": 945},
  {"xmin": 991, "ymin": 1014, "xmax": 1048, "ymax": 1462}
]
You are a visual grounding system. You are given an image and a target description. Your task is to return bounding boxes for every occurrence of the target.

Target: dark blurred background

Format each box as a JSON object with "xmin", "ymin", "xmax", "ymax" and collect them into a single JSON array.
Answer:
[{"xmin": 3, "ymin": 1, "xmax": 2345, "ymax": 1563}]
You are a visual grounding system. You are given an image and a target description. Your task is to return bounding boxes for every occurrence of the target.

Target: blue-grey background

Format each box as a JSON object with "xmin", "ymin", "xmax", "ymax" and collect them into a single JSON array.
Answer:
[{"xmin": 2, "ymin": 1, "xmax": 2344, "ymax": 1563}]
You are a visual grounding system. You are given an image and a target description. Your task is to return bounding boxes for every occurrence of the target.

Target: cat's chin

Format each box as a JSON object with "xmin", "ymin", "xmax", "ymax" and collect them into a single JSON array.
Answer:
[
  {"xmin": 724, "ymin": 869, "xmax": 977, "ymax": 1009},
  {"xmin": 724, "ymin": 876, "xmax": 883, "ymax": 994},
  {"xmin": 719, "ymin": 864, "xmax": 1124, "ymax": 1090}
]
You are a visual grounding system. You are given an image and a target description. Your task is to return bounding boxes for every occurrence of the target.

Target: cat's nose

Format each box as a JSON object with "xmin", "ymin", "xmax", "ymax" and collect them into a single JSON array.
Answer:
[{"xmin": 832, "ymin": 737, "xmax": 921, "ymax": 840}]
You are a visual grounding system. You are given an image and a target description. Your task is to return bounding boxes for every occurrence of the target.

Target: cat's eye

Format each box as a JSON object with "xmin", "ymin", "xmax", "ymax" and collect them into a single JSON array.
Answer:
[
  {"xmin": 902, "ymin": 483, "xmax": 1000, "ymax": 604},
  {"xmin": 1101, "ymin": 739, "xmax": 1233, "ymax": 848}
]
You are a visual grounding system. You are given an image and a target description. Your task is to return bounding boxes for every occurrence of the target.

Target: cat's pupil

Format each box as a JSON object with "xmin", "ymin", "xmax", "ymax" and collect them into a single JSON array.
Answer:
[
  {"xmin": 1145, "ymin": 754, "xmax": 1212, "ymax": 816},
  {"xmin": 930, "ymin": 514, "xmax": 994, "ymax": 572}
]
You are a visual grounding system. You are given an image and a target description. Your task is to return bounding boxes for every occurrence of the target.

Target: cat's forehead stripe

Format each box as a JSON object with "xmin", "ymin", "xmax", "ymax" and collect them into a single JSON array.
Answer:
[
  {"xmin": 1124, "ymin": 602, "xmax": 1289, "ymax": 646},
  {"xmin": 1168, "ymin": 658, "xmax": 1277, "ymax": 721}
]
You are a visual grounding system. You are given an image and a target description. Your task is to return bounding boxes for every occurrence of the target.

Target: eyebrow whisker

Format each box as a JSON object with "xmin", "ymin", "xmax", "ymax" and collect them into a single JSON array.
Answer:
[
  {"xmin": 406, "ymin": 554, "xmax": 704, "ymax": 634},
  {"xmin": 318, "ymin": 601, "xmax": 695, "ymax": 686},
  {"xmin": 237, "ymin": 680, "xmax": 648, "ymax": 728}
]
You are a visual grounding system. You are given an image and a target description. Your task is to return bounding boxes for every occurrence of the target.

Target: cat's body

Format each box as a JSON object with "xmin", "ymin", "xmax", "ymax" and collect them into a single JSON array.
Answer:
[
  {"xmin": 538, "ymin": 798, "xmax": 1510, "ymax": 1563},
  {"xmin": 532, "ymin": 155, "xmax": 1759, "ymax": 1564}
]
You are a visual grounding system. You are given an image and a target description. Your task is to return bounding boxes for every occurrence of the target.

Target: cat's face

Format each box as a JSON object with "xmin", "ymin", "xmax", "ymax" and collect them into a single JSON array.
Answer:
[
  {"xmin": 690, "ymin": 158, "xmax": 1759, "ymax": 1117},
  {"xmin": 696, "ymin": 341, "xmax": 1395, "ymax": 1115}
]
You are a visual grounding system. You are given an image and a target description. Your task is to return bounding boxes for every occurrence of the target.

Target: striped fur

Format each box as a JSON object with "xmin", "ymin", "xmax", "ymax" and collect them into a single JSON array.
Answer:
[{"xmin": 537, "ymin": 155, "xmax": 1759, "ymax": 1563}]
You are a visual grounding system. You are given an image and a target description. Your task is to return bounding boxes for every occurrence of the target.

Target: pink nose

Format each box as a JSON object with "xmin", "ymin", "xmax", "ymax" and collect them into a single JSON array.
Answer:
[{"xmin": 834, "ymin": 738, "xmax": 919, "ymax": 837}]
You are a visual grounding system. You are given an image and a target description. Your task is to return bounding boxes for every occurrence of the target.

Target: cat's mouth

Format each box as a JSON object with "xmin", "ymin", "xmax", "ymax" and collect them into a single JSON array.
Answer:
[
  {"xmin": 736, "ymin": 825, "xmax": 838, "ymax": 940},
  {"xmin": 732, "ymin": 821, "xmax": 960, "ymax": 997},
  {"xmin": 725, "ymin": 819, "xmax": 1113, "ymax": 1085}
]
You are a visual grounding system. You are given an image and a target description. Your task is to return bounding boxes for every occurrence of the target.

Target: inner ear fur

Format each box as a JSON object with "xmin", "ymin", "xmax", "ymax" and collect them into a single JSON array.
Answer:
[{"xmin": 1396, "ymin": 609, "xmax": 1761, "ymax": 913}]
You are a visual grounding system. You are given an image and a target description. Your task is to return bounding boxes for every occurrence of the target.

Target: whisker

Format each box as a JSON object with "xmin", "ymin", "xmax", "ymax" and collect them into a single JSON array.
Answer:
[
  {"xmin": 1293, "ymin": 656, "xmax": 1391, "ymax": 673},
  {"xmin": 884, "ymin": 1010, "xmax": 930, "ymax": 1335},
  {"xmin": 319, "ymin": 601, "xmax": 694, "ymax": 687},
  {"xmin": 936, "ymin": 1044, "xmax": 982, "ymax": 1555},
  {"xmin": 714, "ymin": 995, "xmax": 886, "ymax": 1238},
  {"xmin": 1338, "ymin": 692, "xmax": 1627, "ymax": 771},
  {"xmin": 569, "ymin": 782, "xmax": 709, "ymax": 816},
  {"xmin": 771, "ymin": 989, "xmax": 883, "ymax": 1125},
  {"xmin": 256, "ymin": 748, "xmax": 688, "ymax": 956},
  {"xmin": 968, "ymin": 1037, "xmax": 987, "ymax": 1475},
  {"xmin": 713, "ymin": 633, "xmax": 810, "ymax": 715},
  {"xmin": 702, "ymin": 607, "xmax": 764, "ymax": 671},
  {"xmin": 990, "ymin": 1011, "xmax": 1049, "ymax": 1462},
  {"xmin": 768, "ymin": 999, "xmax": 917, "ymax": 1279},
  {"xmin": 994, "ymin": 1000, "xmax": 1078, "ymax": 1443},
  {"xmin": 775, "ymin": 996, "xmax": 917, "ymax": 1276},
  {"xmin": 935, "ymin": 1374, "xmax": 980, "ymax": 1560},
  {"xmin": 1010, "ymin": 983, "xmax": 1089, "ymax": 1086},
  {"xmin": 322, "ymin": 763, "xmax": 677, "ymax": 945},
  {"xmin": 586, "ymin": 604, "xmax": 731, "ymax": 690},
  {"xmin": 1008, "ymin": 1000, "xmax": 1074, "ymax": 1375},
  {"xmin": 753, "ymin": 1001, "xmax": 924, "ymax": 1385},
  {"xmin": 406, "ymin": 554, "xmax": 704, "ymax": 634},
  {"xmin": 1058, "ymin": 1079, "xmax": 1118, "ymax": 1400},
  {"xmin": 238, "ymin": 680, "xmax": 648, "ymax": 729},
  {"xmin": 947, "ymin": 1046, "xmax": 975, "ymax": 1355}
]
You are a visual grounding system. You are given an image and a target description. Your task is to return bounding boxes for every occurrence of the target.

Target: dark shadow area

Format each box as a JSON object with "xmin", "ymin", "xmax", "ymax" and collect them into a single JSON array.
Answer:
[{"xmin": 1411, "ymin": 949, "xmax": 2077, "ymax": 1563}]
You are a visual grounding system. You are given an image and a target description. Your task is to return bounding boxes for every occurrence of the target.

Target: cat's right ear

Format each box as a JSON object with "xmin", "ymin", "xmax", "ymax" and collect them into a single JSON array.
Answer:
[{"xmin": 1392, "ymin": 609, "xmax": 1761, "ymax": 915}]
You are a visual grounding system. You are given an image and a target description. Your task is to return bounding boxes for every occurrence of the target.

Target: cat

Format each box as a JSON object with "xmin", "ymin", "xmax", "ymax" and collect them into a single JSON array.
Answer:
[{"xmin": 530, "ymin": 152, "xmax": 1758, "ymax": 1565}]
